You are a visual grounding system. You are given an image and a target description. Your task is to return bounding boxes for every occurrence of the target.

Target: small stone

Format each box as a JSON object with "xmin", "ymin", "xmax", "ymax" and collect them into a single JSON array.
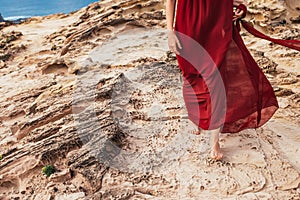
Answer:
[
  {"xmin": 54, "ymin": 192, "xmax": 85, "ymax": 200},
  {"xmin": 0, "ymin": 60, "xmax": 5, "ymax": 68},
  {"xmin": 49, "ymin": 169, "xmax": 71, "ymax": 183}
]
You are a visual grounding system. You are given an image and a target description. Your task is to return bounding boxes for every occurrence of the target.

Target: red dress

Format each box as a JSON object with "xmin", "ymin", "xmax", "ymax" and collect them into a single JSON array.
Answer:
[{"xmin": 174, "ymin": 1, "xmax": 300, "ymax": 133}]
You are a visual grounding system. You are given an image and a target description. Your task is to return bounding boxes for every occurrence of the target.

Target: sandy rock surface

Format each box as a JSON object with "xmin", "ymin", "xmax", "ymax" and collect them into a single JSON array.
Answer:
[{"xmin": 0, "ymin": 0, "xmax": 299, "ymax": 199}]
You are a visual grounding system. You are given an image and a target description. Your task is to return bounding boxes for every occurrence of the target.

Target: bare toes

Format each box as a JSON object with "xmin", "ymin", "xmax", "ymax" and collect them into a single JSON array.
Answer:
[
  {"xmin": 210, "ymin": 151, "xmax": 223, "ymax": 161},
  {"xmin": 216, "ymin": 153, "xmax": 223, "ymax": 160},
  {"xmin": 192, "ymin": 128, "xmax": 201, "ymax": 135}
]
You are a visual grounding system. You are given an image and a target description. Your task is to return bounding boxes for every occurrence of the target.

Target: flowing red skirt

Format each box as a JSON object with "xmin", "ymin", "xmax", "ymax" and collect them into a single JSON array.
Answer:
[{"xmin": 174, "ymin": 0, "xmax": 279, "ymax": 133}]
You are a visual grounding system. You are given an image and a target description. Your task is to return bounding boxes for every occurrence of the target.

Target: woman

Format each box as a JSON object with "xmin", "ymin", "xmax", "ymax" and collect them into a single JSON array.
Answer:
[{"xmin": 166, "ymin": 0, "xmax": 286, "ymax": 160}]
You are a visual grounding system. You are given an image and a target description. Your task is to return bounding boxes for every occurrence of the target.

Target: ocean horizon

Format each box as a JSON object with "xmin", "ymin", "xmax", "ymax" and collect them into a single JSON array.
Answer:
[{"xmin": 0, "ymin": 0, "xmax": 99, "ymax": 21}]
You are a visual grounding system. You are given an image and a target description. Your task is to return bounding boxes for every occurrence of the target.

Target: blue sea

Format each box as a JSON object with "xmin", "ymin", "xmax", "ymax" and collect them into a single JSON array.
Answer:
[{"xmin": 0, "ymin": 0, "xmax": 99, "ymax": 21}]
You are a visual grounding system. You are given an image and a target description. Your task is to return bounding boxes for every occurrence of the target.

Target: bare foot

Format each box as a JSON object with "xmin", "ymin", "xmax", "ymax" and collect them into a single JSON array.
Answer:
[
  {"xmin": 210, "ymin": 142, "xmax": 223, "ymax": 160},
  {"xmin": 192, "ymin": 127, "xmax": 201, "ymax": 135},
  {"xmin": 208, "ymin": 127, "xmax": 223, "ymax": 160}
]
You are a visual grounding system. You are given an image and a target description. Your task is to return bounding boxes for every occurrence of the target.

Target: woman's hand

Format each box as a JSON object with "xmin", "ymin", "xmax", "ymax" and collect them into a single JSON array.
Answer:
[
  {"xmin": 233, "ymin": 0, "xmax": 247, "ymax": 21},
  {"xmin": 167, "ymin": 30, "xmax": 182, "ymax": 55},
  {"xmin": 233, "ymin": 7, "xmax": 245, "ymax": 21}
]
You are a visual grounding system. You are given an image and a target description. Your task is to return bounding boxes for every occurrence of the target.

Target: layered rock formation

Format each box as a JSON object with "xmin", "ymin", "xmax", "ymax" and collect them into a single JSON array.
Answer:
[
  {"xmin": 0, "ymin": 14, "xmax": 4, "ymax": 23},
  {"xmin": 0, "ymin": 0, "xmax": 299, "ymax": 199}
]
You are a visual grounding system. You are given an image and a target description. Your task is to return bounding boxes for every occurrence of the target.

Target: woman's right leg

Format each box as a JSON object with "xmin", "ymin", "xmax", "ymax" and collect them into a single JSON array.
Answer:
[{"xmin": 208, "ymin": 127, "xmax": 223, "ymax": 160}]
